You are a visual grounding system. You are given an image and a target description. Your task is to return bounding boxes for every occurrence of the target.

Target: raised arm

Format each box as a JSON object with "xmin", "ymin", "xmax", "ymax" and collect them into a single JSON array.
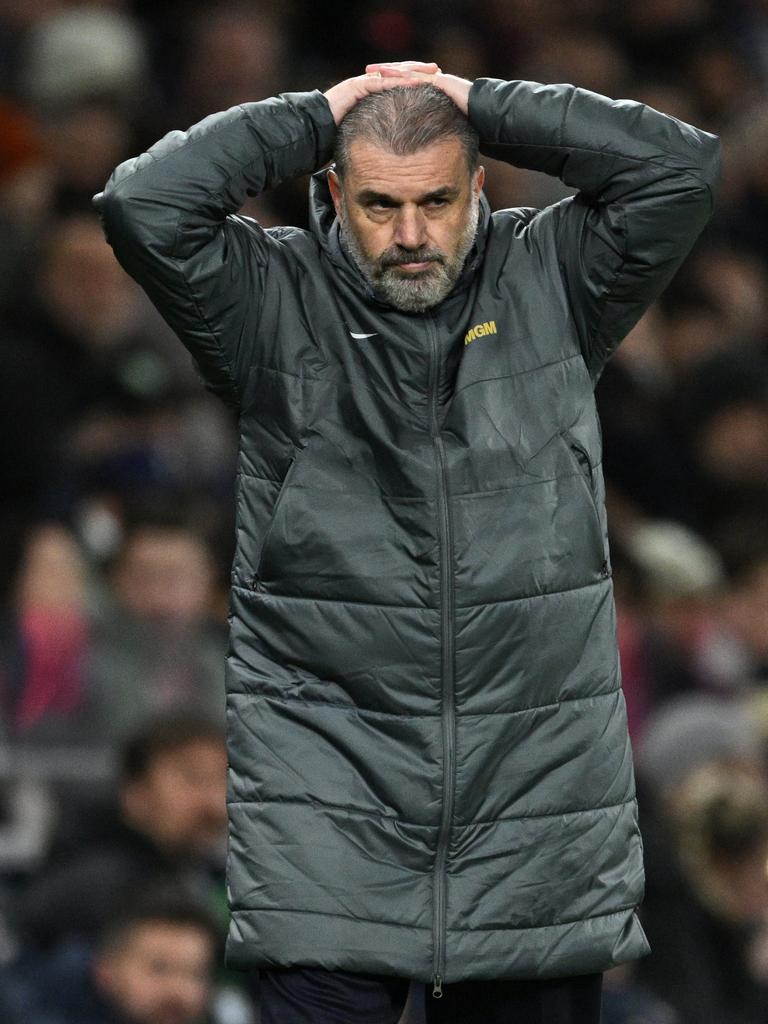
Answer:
[
  {"xmin": 92, "ymin": 91, "xmax": 336, "ymax": 408},
  {"xmin": 467, "ymin": 77, "xmax": 721, "ymax": 380},
  {"xmin": 93, "ymin": 70, "xmax": 429, "ymax": 409},
  {"xmin": 369, "ymin": 66, "xmax": 721, "ymax": 383}
]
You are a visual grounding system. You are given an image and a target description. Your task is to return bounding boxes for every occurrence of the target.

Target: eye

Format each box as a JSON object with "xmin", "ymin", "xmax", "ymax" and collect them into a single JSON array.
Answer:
[
  {"xmin": 423, "ymin": 197, "xmax": 451, "ymax": 211},
  {"xmin": 367, "ymin": 199, "xmax": 396, "ymax": 211}
]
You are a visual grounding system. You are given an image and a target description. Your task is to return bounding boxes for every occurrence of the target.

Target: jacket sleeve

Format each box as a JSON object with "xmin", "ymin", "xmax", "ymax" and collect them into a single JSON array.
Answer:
[
  {"xmin": 92, "ymin": 90, "xmax": 337, "ymax": 408},
  {"xmin": 467, "ymin": 78, "xmax": 721, "ymax": 382}
]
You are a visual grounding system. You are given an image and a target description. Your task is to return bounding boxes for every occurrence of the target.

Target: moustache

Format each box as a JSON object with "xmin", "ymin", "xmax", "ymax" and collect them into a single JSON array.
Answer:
[{"xmin": 379, "ymin": 248, "xmax": 445, "ymax": 269}]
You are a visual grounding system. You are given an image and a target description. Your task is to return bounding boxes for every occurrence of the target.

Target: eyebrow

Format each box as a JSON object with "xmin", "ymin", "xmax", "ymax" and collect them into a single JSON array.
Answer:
[{"xmin": 355, "ymin": 186, "xmax": 460, "ymax": 205}]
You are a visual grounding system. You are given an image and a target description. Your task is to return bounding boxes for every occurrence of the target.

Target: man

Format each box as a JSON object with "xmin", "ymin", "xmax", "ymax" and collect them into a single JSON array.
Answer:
[
  {"xmin": 94, "ymin": 61, "xmax": 720, "ymax": 1023},
  {"xmin": 90, "ymin": 896, "xmax": 219, "ymax": 1024},
  {"xmin": 16, "ymin": 715, "xmax": 228, "ymax": 949},
  {"xmin": 88, "ymin": 510, "xmax": 227, "ymax": 743},
  {"xmin": 1, "ymin": 892, "xmax": 219, "ymax": 1024}
]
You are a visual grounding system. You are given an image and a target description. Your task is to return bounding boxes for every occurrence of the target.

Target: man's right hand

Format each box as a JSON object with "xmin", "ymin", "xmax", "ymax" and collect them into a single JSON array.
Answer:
[
  {"xmin": 323, "ymin": 63, "xmax": 441, "ymax": 125},
  {"xmin": 366, "ymin": 63, "xmax": 472, "ymax": 115}
]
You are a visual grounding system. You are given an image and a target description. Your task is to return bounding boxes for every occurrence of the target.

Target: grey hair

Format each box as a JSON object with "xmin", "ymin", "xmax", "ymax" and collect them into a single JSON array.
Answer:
[{"xmin": 333, "ymin": 83, "xmax": 479, "ymax": 178}]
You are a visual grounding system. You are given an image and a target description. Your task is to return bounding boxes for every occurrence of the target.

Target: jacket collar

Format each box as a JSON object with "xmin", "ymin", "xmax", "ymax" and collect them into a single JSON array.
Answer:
[{"xmin": 308, "ymin": 165, "xmax": 491, "ymax": 313}]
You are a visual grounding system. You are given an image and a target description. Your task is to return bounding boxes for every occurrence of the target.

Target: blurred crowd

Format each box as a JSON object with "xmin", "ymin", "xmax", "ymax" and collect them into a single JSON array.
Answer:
[{"xmin": 1, "ymin": 1, "xmax": 768, "ymax": 1022}]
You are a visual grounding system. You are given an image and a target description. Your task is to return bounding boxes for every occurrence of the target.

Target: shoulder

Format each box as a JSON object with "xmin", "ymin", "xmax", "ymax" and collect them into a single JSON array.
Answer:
[
  {"xmin": 223, "ymin": 215, "xmax": 323, "ymax": 269},
  {"xmin": 224, "ymin": 215, "xmax": 317, "ymax": 251},
  {"xmin": 490, "ymin": 204, "xmax": 553, "ymax": 237},
  {"xmin": 488, "ymin": 198, "xmax": 582, "ymax": 256},
  {"xmin": 491, "ymin": 205, "xmax": 541, "ymax": 226}
]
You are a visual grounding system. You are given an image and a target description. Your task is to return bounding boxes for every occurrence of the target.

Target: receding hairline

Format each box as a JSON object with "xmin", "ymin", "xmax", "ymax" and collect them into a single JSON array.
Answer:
[
  {"xmin": 336, "ymin": 136, "xmax": 476, "ymax": 191},
  {"xmin": 333, "ymin": 83, "xmax": 479, "ymax": 179}
]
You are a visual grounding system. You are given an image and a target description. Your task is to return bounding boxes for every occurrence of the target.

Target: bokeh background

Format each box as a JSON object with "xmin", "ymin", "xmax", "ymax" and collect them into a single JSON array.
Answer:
[{"xmin": 1, "ymin": 1, "xmax": 768, "ymax": 1022}]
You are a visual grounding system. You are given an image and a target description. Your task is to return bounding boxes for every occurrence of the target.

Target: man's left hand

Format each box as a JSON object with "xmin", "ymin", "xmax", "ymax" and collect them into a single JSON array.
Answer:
[{"xmin": 365, "ymin": 62, "xmax": 472, "ymax": 115}]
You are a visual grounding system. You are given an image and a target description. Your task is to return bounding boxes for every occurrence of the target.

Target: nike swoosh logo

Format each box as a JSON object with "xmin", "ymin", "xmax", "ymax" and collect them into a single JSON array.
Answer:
[{"xmin": 349, "ymin": 332, "xmax": 378, "ymax": 340}]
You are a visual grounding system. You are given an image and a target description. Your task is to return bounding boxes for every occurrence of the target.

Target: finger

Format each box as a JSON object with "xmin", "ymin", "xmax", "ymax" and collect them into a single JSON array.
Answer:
[
  {"xmin": 377, "ymin": 76, "xmax": 429, "ymax": 90},
  {"xmin": 365, "ymin": 65, "xmax": 440, "ymax": 74},
  {"xmin": 368, "ymin": 69, "xmax": 440, "ymax": 86},
  {"xmin": 366, "ymin": 61, "xmax": 440, "ymax": 73},
  {"xmin": 375, "ymin": 67, "xmax": 415, "ymax": 78}
]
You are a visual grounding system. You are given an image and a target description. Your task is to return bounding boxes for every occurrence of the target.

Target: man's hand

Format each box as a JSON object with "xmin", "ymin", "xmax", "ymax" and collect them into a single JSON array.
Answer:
[
  {"xmin": 324, "ymin": 62, "xmax": 473, "ymax": 125},
  {"xmin": 365, "ymin": 62, "xmax": 472, "ymax": 115},
  {"xmin": 324, "ymin": 66, "xmax": 439, "ymax": 126}
]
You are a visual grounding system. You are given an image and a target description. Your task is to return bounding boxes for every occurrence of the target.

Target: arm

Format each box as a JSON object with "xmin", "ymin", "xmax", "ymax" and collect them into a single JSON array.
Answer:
[
  {"xmin": 92, "ymin": 73, "xmax": 427, "ymax": 410},
  {"xmin": 469, "ymin": 77, "xmax": 721, "ymax": 382},
  {"xmin": 93, "ymin": 91, "xmax": 336, "ymax": 408},
  {"xmin": 369, "ymin": 66, "xmax": 721, "ymax": 383}
]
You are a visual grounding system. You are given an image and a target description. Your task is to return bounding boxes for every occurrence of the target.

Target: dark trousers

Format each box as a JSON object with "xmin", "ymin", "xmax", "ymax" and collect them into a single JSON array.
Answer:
[{"xmin": 257, "ymin": 967, "xmax": 603, "ymax": 1023}]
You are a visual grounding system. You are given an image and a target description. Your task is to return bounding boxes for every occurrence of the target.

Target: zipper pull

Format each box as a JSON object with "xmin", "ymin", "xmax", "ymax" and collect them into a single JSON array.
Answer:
[{"xmin": 432, "ymin": 974, "xmax": 443, "ymax": 998}]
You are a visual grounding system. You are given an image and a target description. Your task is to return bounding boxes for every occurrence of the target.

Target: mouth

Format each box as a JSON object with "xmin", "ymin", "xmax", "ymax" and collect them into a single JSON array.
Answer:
[{"xmin": 392, "ymin": 259, "xmax": 438, "ymax": 273}]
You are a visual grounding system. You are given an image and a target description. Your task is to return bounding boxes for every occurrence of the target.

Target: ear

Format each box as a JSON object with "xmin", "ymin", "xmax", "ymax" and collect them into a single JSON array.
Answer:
[
  {"xmin": 327, "ymin": 168, "xmax": 344, "ymax": 218},
  {"xmin": 473, "ymin": 164, "xmax": 485, "ymax": 198}
]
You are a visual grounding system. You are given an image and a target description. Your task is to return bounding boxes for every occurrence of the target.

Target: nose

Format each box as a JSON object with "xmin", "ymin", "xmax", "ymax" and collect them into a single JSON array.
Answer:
[{"xmin": 393, "ymin": 204, "xmax": 427, "ymax": 251}]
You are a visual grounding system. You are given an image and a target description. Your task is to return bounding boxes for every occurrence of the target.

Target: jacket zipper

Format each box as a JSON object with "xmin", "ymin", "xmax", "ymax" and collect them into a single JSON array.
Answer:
[
  {"xmin": 250, "ymin": 449, "xmax": 299, "ymax": 588},
  {"xmin": 561, "ymin": 429, "xmax": 610, "ymax": 578},
  {"xmin": 426, "ymin": 313, "xmax": 456, "ymax": 999}
]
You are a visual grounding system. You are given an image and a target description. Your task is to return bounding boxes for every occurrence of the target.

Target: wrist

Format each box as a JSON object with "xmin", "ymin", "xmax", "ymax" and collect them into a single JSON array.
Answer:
[{"xmin": 323, "ymin": 83, "xmax": 350, "ymax": 126}]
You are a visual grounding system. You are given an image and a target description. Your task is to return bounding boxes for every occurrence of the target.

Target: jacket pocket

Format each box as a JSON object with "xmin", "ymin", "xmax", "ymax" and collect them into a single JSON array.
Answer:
[
  {"xmin": 251, "ymin": 448, "xmax": 301, "ymax": 587},
  {"xmin": 560, "ymin": 429, "xmax": 610, "ymax": 577}
]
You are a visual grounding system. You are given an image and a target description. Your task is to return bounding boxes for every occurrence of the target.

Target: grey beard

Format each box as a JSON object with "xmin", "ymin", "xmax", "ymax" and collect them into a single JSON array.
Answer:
[{"xmin": 339, "ymin": 197, "xmax": 480, "ymax": 313}]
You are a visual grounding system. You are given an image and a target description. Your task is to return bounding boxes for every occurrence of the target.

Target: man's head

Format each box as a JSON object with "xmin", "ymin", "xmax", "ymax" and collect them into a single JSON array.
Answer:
[
  {"xmin": 110, "ymin": 512, "xmax": 216, "ymax": 626},
  {"xmin": 92, "ymin": 894, "xmax": 219, "ymax": 1024},
  {"xmin": 328, "ymin": 84, "xmax": 484, "ymax": 313},
  {"xmin": 40, "ymin": 213, "xmax": 140, "ymax": 345},
  {"xmin": 119, "ymin": 714, "xmax": 228, "ymax": 858}
]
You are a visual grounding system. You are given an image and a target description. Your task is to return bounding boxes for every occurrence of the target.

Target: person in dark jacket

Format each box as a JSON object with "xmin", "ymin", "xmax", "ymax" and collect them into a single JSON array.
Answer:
[
  {"xmin": 0, "ymin": 892, "xmax": 220, "ymax": 1024},
  {"xmin": 94, "ymin": 60, "xmax": 721, "ymax": 1022},
  {"xmin": 15, "ymin": 715, "xmax": 228, "ymax": 950}
]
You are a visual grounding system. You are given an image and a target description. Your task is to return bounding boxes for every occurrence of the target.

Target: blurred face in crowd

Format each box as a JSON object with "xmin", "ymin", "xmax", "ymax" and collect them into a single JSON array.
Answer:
[
  {"xmin": 121, "ymin": 738, "xmax": 228, "ymax": 857},
  {"xmin": 722, "ymin": 559, "xmax": 768, "ymax": 660},
  {"xmin": 51, "ymin": 102, "xmax": 129, "ymax": 193},
  {"xmin": 112, "ymin": 528, "xmax": 215, "ymax": 626},
  {"xmin": 93, "ymin": 920, "xmax": 214, "ymax": 1024},
  {"xmin": 328, "ymin": 137, "xmax": 484, "ymax": 312},
  {"xmin": 184, "ymin": 8, "xmax": 283, "ymax": 114},
  {"xmin": 40, "ymin": 215, "xmax": 138, "ymax": 345},
  {"xmin": 697, "ymin": 400, "xmax": 768, "ymax": 485},
  {"xmin": 715, "ymin": 841, "xmax": 768, "ymax": 924}
]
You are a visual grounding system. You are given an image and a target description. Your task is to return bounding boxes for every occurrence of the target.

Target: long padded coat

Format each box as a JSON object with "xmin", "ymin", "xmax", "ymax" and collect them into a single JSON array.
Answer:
[{"xmin": 94, "ymin": 77, "xmax": 720, "ymax": 988}]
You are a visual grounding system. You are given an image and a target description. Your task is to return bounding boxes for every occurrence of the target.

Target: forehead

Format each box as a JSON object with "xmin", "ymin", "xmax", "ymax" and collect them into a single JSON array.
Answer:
[
  {"xmin": 344, "ymin": 137, "xmax": 470, "ymax": 199},
  {"xmin": 127, "ymin": 921, "xmax": 212, "ymax": 960}
]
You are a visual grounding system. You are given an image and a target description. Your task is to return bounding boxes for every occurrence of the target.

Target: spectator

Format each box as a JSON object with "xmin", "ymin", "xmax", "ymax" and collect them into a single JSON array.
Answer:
[
  {"xmin": 0, "ymin": 522, "xmax": 92, "ymax": 745},
  {"xmin": 0, "ymin": 890, "xmax": 220, "ymax": 1024},
  {"xmin": 0, "ymin": 511, "xmax": 227, "ymax": 748},
  {"xmin": 612, "ymin": 523, "xmax": 725, "ymax": 743},
  {"xmin": 13, "ymin": 714, "xmax": 228, "ymax": 951},
  {"xmin": 86, "ymin": 509, "xmax": 227, "ymax": 743},
  {"xmin": 639, "ymin": 766, "xmax": 768, "ymax": 1024}
]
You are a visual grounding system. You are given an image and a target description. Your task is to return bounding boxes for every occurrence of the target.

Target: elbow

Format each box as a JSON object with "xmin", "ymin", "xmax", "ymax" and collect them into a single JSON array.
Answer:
[
  {"xmin": 91, "ymin": 184, "xmax": 128, "ymax": 252},
  {"xmin": 670, "ymin": 130, "xmax": 722, "ymax": 219},
  {"xmin": 698, "ymin": 131, "xmax": 722, "ymax": 195},
  {"xmin": 92, "ymin": 184, "xmax": 123, "ymax": 235},
  {"xmin": 91, "ymin": 177, "xmax": 178, "ymax": 259}
]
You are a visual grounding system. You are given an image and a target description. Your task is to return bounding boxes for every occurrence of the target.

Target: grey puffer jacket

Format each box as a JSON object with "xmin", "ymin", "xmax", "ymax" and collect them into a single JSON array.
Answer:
[{"xmin": 94, "ymin": 77, "xmax": 720, "ymax": 990}]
